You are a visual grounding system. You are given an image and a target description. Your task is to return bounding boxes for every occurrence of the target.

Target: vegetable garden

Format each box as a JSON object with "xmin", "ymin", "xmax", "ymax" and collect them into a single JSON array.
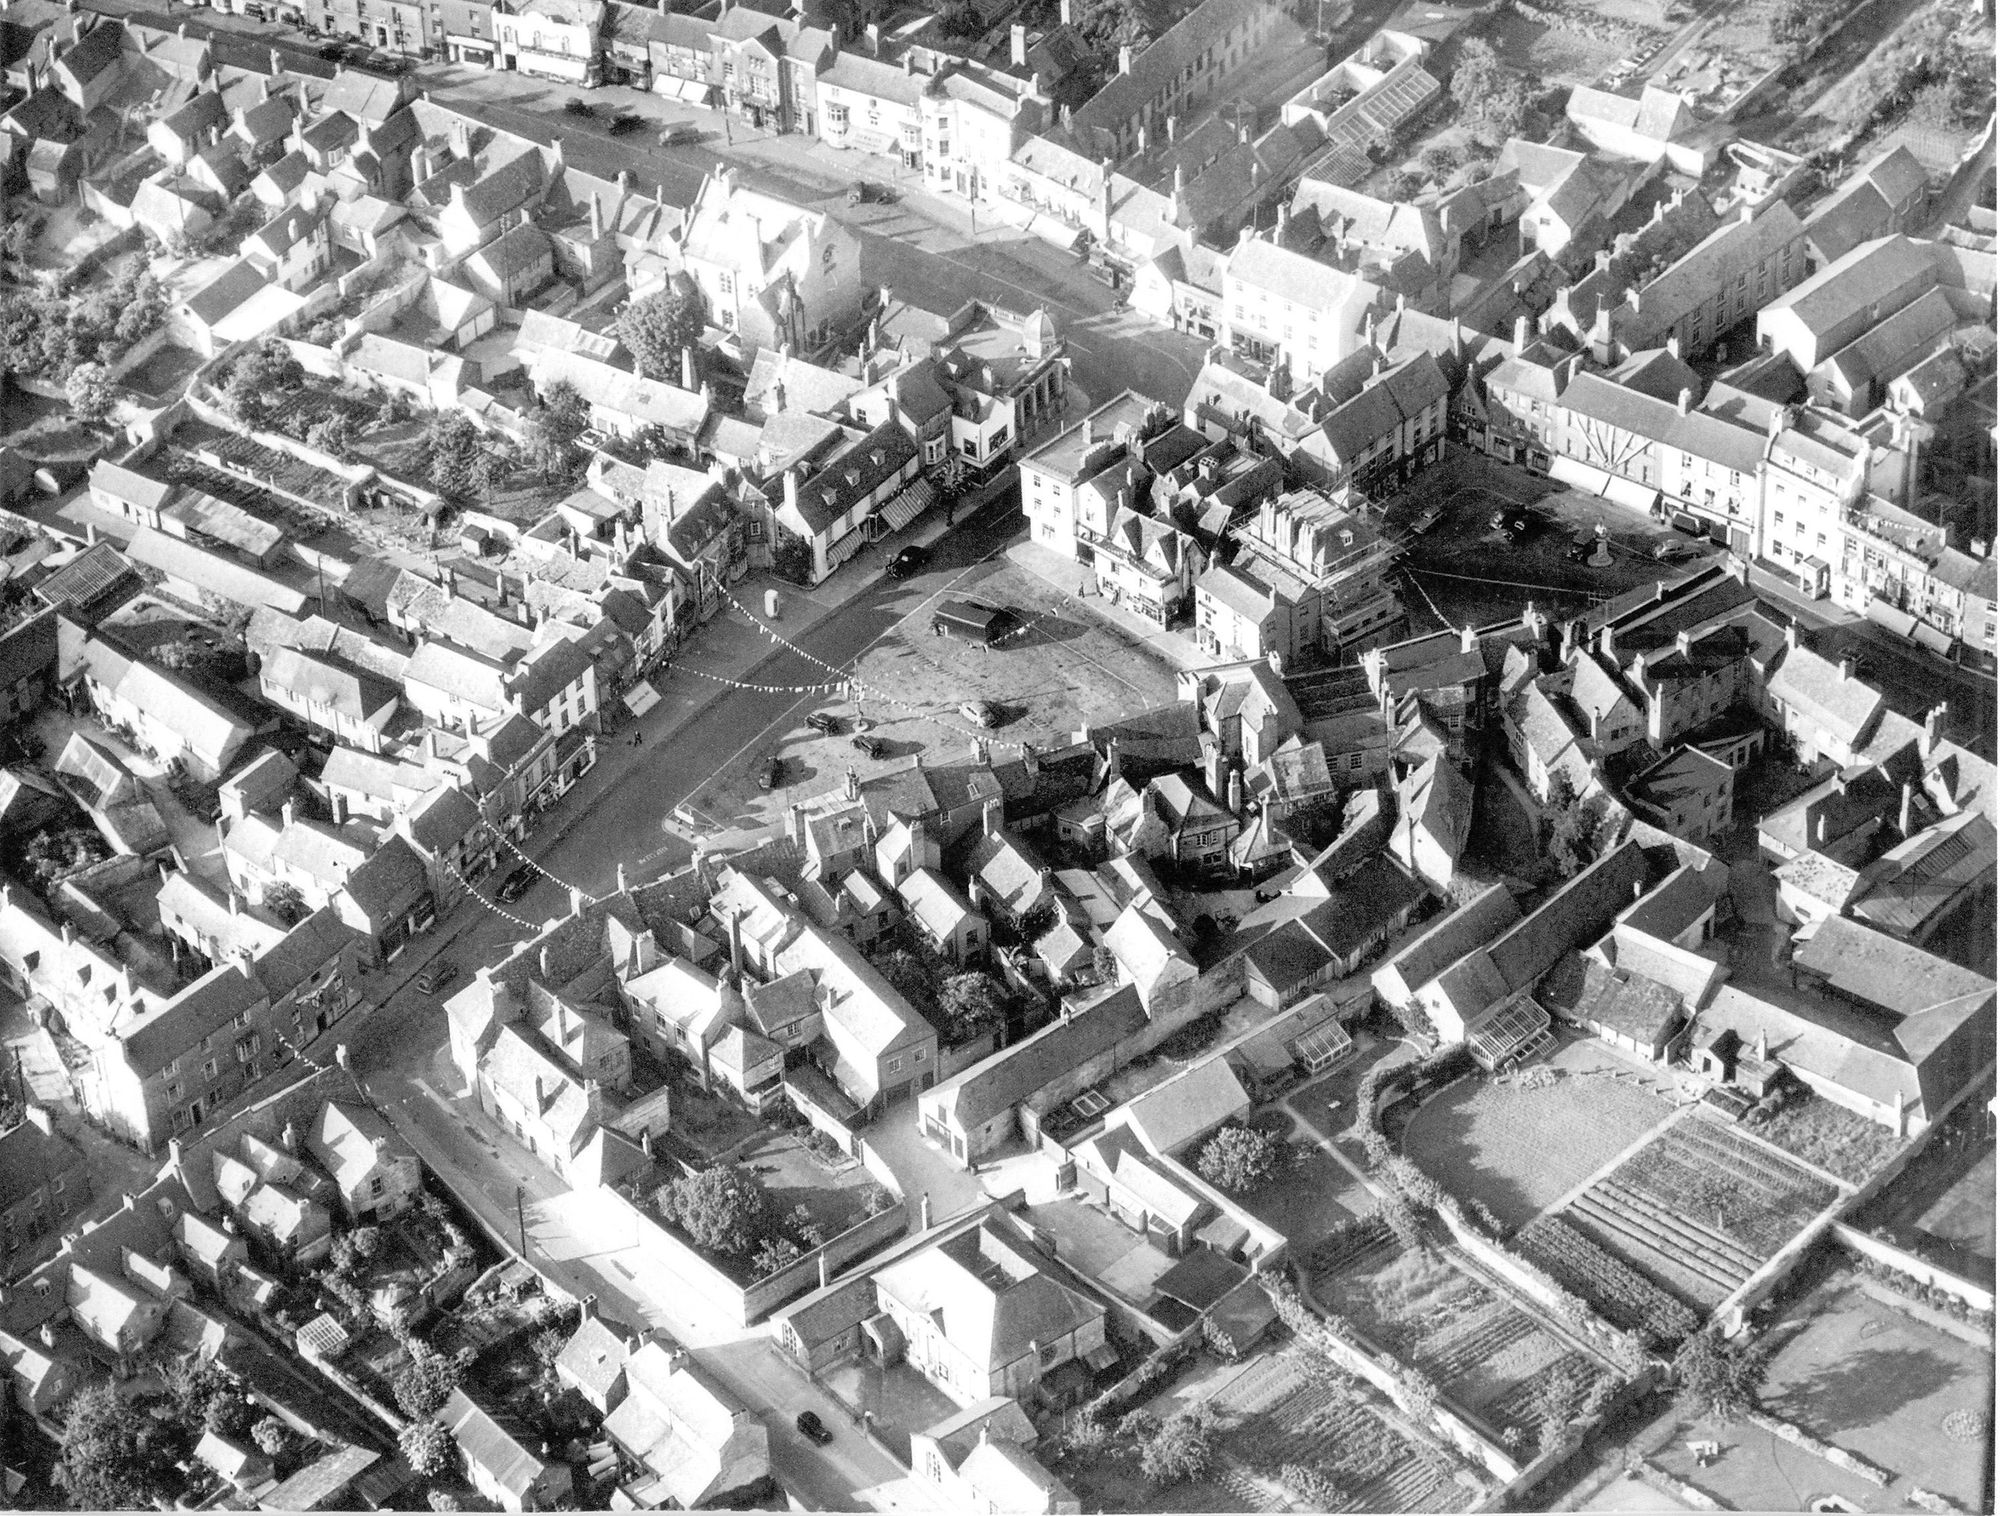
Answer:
[
  {"xmin": 1516, "ymin": 1217, "xmax": 1700, "ymax": 1347},
  {"xmin": 1559, "ymin": 1115, "xmax": 1839, "ymax": 1307}
]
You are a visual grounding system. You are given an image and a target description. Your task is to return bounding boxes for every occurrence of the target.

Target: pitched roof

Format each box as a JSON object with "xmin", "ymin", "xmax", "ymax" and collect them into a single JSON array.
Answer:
[
  {"xmin": 875, "ymin": 1221, "xmax": 1102, "ymax": 1374},
  {"xmin": 926, "ymin": 985, "xmax": 1149, "ymax": 1129},
  {"xmin": 1122, "ymin": 1056, "xmax": 1249, "ymax": 1156},
  {"xmin": 442, "ymin": 1389, "xmax": 552, "ymax": 1498}
]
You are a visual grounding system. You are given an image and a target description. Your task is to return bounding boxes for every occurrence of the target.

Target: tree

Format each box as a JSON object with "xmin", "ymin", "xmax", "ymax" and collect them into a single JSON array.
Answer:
[
  {"xmin": 65, "ymin": 362, "xmax": 113, "ymax": 421},
  {"xmin": 1418, "ymin": 143, "xmax": 1461, "ymax": 183},
  {"xmin": 308, "ymin": 413, "xmax": 357, "ymax": 461},
  {"xmin": 1909, "ymin": 79, "xmax": 1961, "ymax": 129},
  {"xmin": 873, "ymin": 949, "xmax": 936, "ymax": 1014},
  {"xmin": 1450, "ymin": 39, "xmax": 1498, "ymax": 119},
  {"xmin": 427, "ymin": 1491, "xmax": 463, "ymax": 1512},
  {"xmin": 160, "ymin": 1352, "xmax": 235, "ymax": 1427},
  {"xmin": 936, "ymin": 971, "xmax": 1009, "ymax": 1043},
  {"xmin": 1195, "ymin": 1124, "xmax": 1281, "ymax": 1195},
  {"xmin": 206, "ymin": 1389, "xmax": 257, "ymax": 1439},
  {"xmin": 662, "ymin": 1164, "xmax": 771, "ymax": 1257},
  {"xmin": 1092, "ymin": 944, "xmax": 1121, "ymax": 983},
  {"xmin": 425, "ymin": 413, "xmax": 483, "ymax": 499},
  {"xmin": 55, "ymin": 1383, "xmax": 171, "ymax": 1510},
  {"xmin": 392, "ymin": 1341, "xmax": 467, "ymax": 1421},
  {"xmin": 616, "ymin": 288, "xmax": 706, "ymax": 382},
  {"xmin": 264, "ymin": 881, "xmax": 309, "ymax": 926},
  {"xmin": 752, "ymin": 1234, "xmax": 804, "ymax": 1278},
  {"xmin": 935, "ymin": 0, "xmax": 982, "ymax": 36},
  {"xmin": 252, "ymin": 1417, "xmax": 292, "ymax": 1458},
  {"xmin": 1672, "ymin": 1330, "xmax": 1768, "ymax": 1422},
  {"xmin": 399, "ymin": 1418, "xmax": 454, "ymax": 1478},
  {"xmin": 524, "ymin": 382, "xmax": 589, "ymax": 484},
  {"xmin": 1073, "ymin": 0, "xmax": 1153, "ymax": 48},
  {"xmin": 770, "ymin": 527, "xmax": 814, "ymax": 585},
  {"xmin": 221, "ymin": 341, "xmax": 303, "ymax": 429},
  {"xmin": 1138, "ymin": 1407, "xmax": 1215, "ymax": 1486},
  {"xmin": 1532, "ymin": 1363, "xmax": 1585, "ymax": 1454}
]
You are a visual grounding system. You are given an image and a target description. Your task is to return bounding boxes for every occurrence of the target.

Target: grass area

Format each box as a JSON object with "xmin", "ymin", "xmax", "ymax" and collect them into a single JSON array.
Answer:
[
  {"xmin": 1238, "ymin": 1144, "xmax": 1374, "ymax": 1246},
  {"xmin": 1747, "ymin": 1092, "xmax": 1903, "ymax": 1185},
  {"xmin": 1399, "ymin": 1048, "xmax": 1673, "ymax": 1229}
]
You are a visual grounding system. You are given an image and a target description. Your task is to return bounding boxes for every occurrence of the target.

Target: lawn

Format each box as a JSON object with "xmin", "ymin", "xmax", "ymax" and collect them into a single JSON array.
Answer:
[
  {"xmin": 1238, "ymin": 1144, "xmax": 1374, "ymax": 1247},
  {"xmin": 1747, "ymin": 1092, "xmax": 1903, "ymax": 1186},
  {"xmin": 1398, "ymin": 1043, "xmax": 1674, "ymax": 1229},
  {"xmin": 1649, "ymin": 1269, "xmax": 1994, "ymax": 1512}
]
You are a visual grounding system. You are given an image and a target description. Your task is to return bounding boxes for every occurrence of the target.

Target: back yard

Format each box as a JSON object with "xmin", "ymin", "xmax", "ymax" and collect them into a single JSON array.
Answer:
[
  {"xmin": 1398, "ymin": 1039, "xmax": 1676, "ymax": 1230},
  {"xmin": 1648, "ymin": 1265, "xmax": 1993, "ymax": 1512}
]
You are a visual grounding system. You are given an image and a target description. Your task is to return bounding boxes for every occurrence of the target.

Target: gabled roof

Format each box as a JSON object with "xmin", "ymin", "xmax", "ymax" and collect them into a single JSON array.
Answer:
[{"xmin": 441, "ymin": 1388, "xmax": 553, "ymax": 1498}]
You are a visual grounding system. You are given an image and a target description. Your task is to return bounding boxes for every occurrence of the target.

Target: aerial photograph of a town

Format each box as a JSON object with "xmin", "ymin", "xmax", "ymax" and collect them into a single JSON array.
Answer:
[{"xmin": 0, "ymin": 0, "xmax": 1992, "ymax": 1505}]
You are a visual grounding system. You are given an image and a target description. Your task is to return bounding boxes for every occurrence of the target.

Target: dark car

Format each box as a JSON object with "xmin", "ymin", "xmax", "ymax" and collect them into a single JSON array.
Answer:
[
  {"xmin": 607, "ymin": 112, "xmax": 645, "ymax": 135},
  {"xmin": 796, "ymin": 1410, "xmax": 833, "ymax": 1445},
  {"xmin": 316, "ymin": 40, "xmax": 351, "ymax": 58},
  {"xmin": 847, "ymin": 182, "xmax": 893, "ymax": 204},
  {"xmin": 496, "ymin": 864, "xmax": 539, "ymax": 904},
  {"xmin": 562, "ymin": 97, "xmax": 595, "ymax": 117},
  {"xmin": 757, "ymin": 755, "xmax": 784, "ymax": 790},
  {"xmin": 414, "ymin": 960, "xmax": 458, "ymax": 995},
  {"xmin": 887, "ymin": 544, "xmax": 928, "ymax": 579},
  {"xmin": 805, "ymin": 711, "xmax": 841, "ymax": 735},
  {"xmin": 851, "ymin": 732, "xmax": 885, "ymax": 759},
  {"xmin": 658, "ymin": 120, "xmax": 701, "ymax": 146}
]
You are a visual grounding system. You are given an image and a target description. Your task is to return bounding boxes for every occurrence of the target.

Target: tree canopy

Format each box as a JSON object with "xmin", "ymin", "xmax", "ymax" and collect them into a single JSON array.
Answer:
[
  {"xmin": 616, "ymin": 288, "xmax": 706, "ymax": 382},
  {"xmin": 399, "ymin": 1418, "xmax": 454, "ymax": 1478},
  {"xmin": 661, "ymin": 1164, "xmax": 772, "ymax": 1257},
  {"xmin": 55, "ymin": 1383, "xmax": 171, "ymax": 1512},
  {"xmin": 1195, "ymin": 1124, "xmax": 1281, "ymax": 1195},
  {"xmin": 1672, "ymin": 1330, "xmax": 1768, "ymax": 1422},
  {"xmin": 392, "ymin": 1340, "xmax": 468, "ymax": 1422},
  {"xmin": 936, "ymin": 971, "xmax": 1010, "ymax": 1043}
]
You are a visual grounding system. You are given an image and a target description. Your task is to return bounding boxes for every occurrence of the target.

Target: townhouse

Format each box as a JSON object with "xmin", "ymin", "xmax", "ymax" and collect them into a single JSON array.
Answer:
[
  {"xmin": 1056, "ymin": 0, "xmax": 1280, "ymax": 163},
  {"xmin": 1217, "ymin": 237, "xmax": 1384, "ymax": 371},
  {"xmin": 679, "ymin": 169, "xmax": 866, "ymax": 352},
  {"xmin": 1194, "ymin": 487, "xmax": 1399, "ymax": 666},
  {"xmin": 768, "ymin": 419, "xmax": 924, "ymax": 583}
]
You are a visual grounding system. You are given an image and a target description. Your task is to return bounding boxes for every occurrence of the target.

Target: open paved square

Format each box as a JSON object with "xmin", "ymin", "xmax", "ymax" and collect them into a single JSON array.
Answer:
[{"xmin": 686, "ymin": 554, "xmax": 1180, "ymax": 828}]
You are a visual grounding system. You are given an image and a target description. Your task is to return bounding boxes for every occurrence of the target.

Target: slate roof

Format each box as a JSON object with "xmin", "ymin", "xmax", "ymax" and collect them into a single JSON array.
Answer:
[{"xmin": 926, "ymin": 985, "xmax": 1148, "ymax": 1129}]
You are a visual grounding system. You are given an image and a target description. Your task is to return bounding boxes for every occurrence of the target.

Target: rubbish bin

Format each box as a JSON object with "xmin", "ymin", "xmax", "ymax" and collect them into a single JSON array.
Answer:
[{"xmin": 764, "ymin": 589, "xmax": 780, "ymax": 619}]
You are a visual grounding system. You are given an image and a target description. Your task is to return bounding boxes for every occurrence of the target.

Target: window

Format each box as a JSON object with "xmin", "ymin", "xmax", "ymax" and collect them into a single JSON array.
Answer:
[
  {"xmin": 913, "ymin": 1048, "xmax": 927, "ymax": 1063},
  {"xmin": 886, "ymin": 1055, "xmax": 902, "ymax": 1073},
  {"xmin": 203, "ymin": 1059, "xmax": 219, "ymax": 1079}
]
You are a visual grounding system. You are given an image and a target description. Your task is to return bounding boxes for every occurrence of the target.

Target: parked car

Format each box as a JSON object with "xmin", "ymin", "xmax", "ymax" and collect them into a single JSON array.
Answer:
[
  {"xmin": 805, "ymin": 711, "xmax": 841, "ymax": 735},
  {"xmin": 562, "ymin": 97, "xmax": 595, "ymax": 117},
  {"xmin": 796, "ymin": 1411, "xmax": 833, "ymax": 1445},
  {"xmin": 496, "ymin": 865, "xmax": 539, "ymax": 904},
  {"xmin": 851, "ymin": 732, "xmax": 886, "ymax": 759},
  {"xmin": 1652, "ymin": 539, "xmax": 1693, "ymax": 561},
  {"xmin": 414, "ymin": 960, "xmax": 458, "ymax": 995},
  {"xmin": 607, "ymin": 111, "xmax": 645, "ymax": 135},
  {"xmin": 657, "ymin": 120, "xmax": 701, "ymax": 146},
  {"xmin": 1410, "ymin": 506, "xmax": 1443, "ymax": 535},
  {"xmin": 847, "ymin": 181, "xmax": 894, "ymax": 204},
  {"xmin": 887, "ymin": 544, "xmax": 928, "ymax": 579},
  {"xmin": 757, "ymin": 755, "xmax": 784, "ymax": 790},
  {"xmin": 959, "ymin": 700, "xmax": 999, "ymax": 729}
]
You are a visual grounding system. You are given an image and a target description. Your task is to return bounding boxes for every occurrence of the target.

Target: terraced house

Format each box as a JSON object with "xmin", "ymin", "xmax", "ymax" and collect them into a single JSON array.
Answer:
[{"xmin": 1055, "ymin": 0, "xmax": 1280, "ymax": 162}]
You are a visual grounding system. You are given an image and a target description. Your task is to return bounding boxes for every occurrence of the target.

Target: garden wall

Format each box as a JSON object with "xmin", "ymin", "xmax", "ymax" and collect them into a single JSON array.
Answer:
[
  {"xmin": 588, "ymin": 1184, "xmax": 910, "ymax": 1328},
  {"xmin": 1830, "ymin": 1224, "xmax": 1996, "ymax": 1312}
]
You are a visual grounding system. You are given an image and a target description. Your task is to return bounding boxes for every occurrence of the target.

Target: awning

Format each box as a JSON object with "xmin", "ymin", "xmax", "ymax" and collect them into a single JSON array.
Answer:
[
  {"xmin": 1866, "ymin": 598, "xmax": 1919, "ymax": 637},
  {"xmin": 876, "ymin": 478, "xmax": 937, "ymax": 535},
  {"xmin": 1549, "ymin": 456, "xmax": 1612, "ymax": 493},
  {"xmin": 1913, "ymin": 620, "xmax": 1956, "ymax": 654},
  {"xmin": 850, "ymin": 128, "xmax": 894, "ymax": 154},
  {"xmin": 1602, "ymin": 475, "xmax": 1658, "ymax": 512},
  {"xmin": 1670, "ymin": 511, "xmax": 1707, "ymax": 536},
  {"xmin": 622, "ymin": 682, "xmax": 661, "ymax": 718},
  {"xmin": 655, "ymin": 75, "xmax": 708, "ymax": 103},
  {"xmin": 824, "ymin": 526, "xmax": 865, "ymax": 570},
  {"xmin": 1031, "ymin": 215, "xmax": 1086, "ymax": 251}
]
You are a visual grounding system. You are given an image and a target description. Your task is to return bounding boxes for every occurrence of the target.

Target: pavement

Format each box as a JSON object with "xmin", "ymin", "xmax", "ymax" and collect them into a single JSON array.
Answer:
[{"xmin": 1005, "ymin": 538, "xmax": 1210, "ymax": 671}]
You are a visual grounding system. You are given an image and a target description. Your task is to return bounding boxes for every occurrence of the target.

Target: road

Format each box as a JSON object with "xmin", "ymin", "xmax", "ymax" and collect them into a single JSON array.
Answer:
[{"xmin": 344, "ymin": 497, "xmax": 1028, "ymax": 1507}]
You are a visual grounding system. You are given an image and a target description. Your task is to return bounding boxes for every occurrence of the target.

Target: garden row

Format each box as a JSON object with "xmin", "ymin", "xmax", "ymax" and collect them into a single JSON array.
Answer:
[
  {"xmin": 1616, "ymin": 1117, "xmax": 1836, "ymax": 1255},
  {"xmin": 1568, "ymin": 1183, "xmax": 1756, "ymax": 1302},
  {"xmin": 1515, "ymin": 1217, "xmax": 1700, "ymax": 1347}
]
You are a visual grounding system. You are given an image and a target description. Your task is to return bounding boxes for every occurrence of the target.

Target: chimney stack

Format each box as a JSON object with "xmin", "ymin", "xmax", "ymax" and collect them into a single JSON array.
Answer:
[
  {"xmin": 1118, "ymin": 43, "xmax": 1133, "ymax": 74},
  {"xmin": 1513, "ymin": 315, "xmax": 1530, "ymax": 351},
  {"xmin": 730, "ymin": 910, "xmax": 745, "ymax": 976},
  {"xmin": 919, "ymin": 1192, "xmax": 932, "ymax": 1228},
  {"xmin": 1010, "ymin": 22, "xmax": 1027, "ymax": 67}
]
